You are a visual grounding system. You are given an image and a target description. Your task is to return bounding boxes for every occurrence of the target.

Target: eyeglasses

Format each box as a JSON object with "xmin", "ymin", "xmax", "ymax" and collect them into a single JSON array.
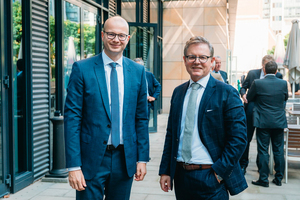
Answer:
[
  {"xmin": 185, "ymin": 55, "xmax": 212, "ymax": 63},
  {"xmin": 103, "ymin": 31, "xmax": 128, "ymax": 41}
]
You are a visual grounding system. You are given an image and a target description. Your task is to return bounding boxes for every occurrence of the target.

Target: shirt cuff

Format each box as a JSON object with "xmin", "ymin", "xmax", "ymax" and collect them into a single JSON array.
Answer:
[
  {"xmin": 68, "ymin": 166, "xmax": 81, "ymax": 171},
  {"xmin": 138, "ymin": 161, "xmax": 147, "ymax": 163}
]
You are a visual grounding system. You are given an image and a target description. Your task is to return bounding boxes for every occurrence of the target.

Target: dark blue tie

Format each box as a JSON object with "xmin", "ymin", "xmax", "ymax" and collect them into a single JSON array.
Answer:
[{"xmin": 110, "ymin": 62, "xmax": 120, "ymax": 147}]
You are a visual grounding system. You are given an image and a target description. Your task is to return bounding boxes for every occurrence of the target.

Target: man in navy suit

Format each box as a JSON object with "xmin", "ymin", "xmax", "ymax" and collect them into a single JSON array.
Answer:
[
  {"xmin": 133, "ymin": 58, "xmax": 161, "ymax": 118},
  {"xmin": 239, "ymin": 55, "xmax": 283, "ymax": 174},
  {"xmin": 247, "ymin": 61, "xmax": 288, "ymax": 187},
  {"xmin": 213, "ymin": 56, "xmax": 228, "ymax": 84},
  {"xmin": 64, "ymin": 16, "xmax": 149, "ymax": 200},
  {"xmin": 159, "ymin": 36, "xmax": 247, "ymax": 199}
]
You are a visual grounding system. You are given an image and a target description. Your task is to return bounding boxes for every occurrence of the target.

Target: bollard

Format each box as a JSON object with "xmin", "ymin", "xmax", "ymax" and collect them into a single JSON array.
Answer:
[{"xmin": 46, "ymin": 111, "xmax": 68, "ymax": 178}]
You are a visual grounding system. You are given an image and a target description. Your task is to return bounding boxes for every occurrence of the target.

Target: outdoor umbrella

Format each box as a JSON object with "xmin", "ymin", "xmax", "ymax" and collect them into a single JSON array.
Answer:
[
  {"xmin": 284, "ymin": 19, "xmax": 300, "ymax": 98},
  {"xmin": 274, "ymin": 33, "xmax": 286, "ymax": 76}
]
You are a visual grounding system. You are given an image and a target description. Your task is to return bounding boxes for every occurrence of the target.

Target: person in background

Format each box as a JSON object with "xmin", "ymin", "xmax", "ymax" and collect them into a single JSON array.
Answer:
[
  {"xmin": 159, "ymin": 36, "xmax": 247, "ymax": 199},
  {"xmin": 134, "ymin": 58, "xmax": 161, "ymax": 118},
  {"xmin": 64, "ymin": 16, "xmax": 149, "ymax": 200},
  {"xmin": 247, "ymin": 61, "xmax": 287, "ymax": 187},
  {"xmin": 210, "ymin": 60, "xmax": 224, "ymax": 82},
  {"xmin": 239, "ymin": 55, "xmax": 282, "ymax": 175},
  {"xmin": 213, "ymin": 56, "xmax": 228, "ymax": 84}
]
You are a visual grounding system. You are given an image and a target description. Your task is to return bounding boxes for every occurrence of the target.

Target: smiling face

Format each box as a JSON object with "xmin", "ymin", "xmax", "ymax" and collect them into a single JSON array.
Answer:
[
  {"xmin": 101, "ymin": 16, "xmax": 130, "ymax": 61},
  {"xmin": 183, "ymin": 43, "xmax": 215, "ymax": 82}
]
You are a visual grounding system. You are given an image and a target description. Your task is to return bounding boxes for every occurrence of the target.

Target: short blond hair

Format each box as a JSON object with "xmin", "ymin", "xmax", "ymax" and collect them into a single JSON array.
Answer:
[
  {"xmin": 262, "ymin": 55, "xmax": 275, "ymax": 65},
  {"xmin": 184, "ymin": 36, "xmax": 214, "ymax": 57}
]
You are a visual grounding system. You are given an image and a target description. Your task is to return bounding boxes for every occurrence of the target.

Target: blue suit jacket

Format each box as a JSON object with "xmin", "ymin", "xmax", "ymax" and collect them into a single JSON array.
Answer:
[
  {"xmin": 219, "ymin": 70, "xmax": 228, "ymax": 84},
  {"xmin": 159, "ymin": 76, "xmax": 248, "ymax": 195},
  {"xmin": 146, "ymin": 71, "xmax": 161, "ymax": 109},
  {"xmin": 64, "ymin": 53, "xmax": 149, "ymax": 180}
]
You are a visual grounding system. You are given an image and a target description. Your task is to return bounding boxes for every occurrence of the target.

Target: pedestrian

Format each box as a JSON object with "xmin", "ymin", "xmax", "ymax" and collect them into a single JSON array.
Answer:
[
  {"xmin": 64, "ymin": 16, "xmax": 149, "ymax": 200},
  {"xmin": 159, "ymin": 36, "xmax": 248, "ymax": 199}
]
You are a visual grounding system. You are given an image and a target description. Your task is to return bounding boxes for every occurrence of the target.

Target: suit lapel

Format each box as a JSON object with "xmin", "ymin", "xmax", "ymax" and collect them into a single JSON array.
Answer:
[
  {"xmin": 94, "ymin": 53, "xmax": 111, "ymax": 121},
  {"xmin": 123, "ymin": 57, "xmax": 131, "ymax": 121},
  {"xmin": 176, "ymin": 81, "xmax": 190, "ymax": 139},
  {"xmin": 198, "ymin": 76, "xmax": 216, "ymax": 125}
]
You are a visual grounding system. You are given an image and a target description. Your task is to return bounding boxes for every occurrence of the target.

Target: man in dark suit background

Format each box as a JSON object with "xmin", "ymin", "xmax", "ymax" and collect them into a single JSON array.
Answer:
[
  {"xmin": 64, "ymin": 16, "xmax": 149, "ymax": 200},
  {"xmin": 159, "ymin": 36, "xmax": 247, "ymax": 199},
  {"xmin": 239, "ymin": 55, "xmax": 283, "ymax": 174},
  {"xmin": 247, "ymin": 61, "xmax": 288, "ymax": 187},
  {"xmin": 133, "ymin": 58, "xmax": 161, "ymax": 118},
  {"xmin": 213, "ymin": 55, "xmax": 228, "ymax": 84}
]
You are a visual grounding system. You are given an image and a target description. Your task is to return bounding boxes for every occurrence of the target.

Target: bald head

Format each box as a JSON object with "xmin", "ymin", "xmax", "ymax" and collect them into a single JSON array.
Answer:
[{"xmin": 103, "ymin": 16, "xmax": 129, "ymax": 34}]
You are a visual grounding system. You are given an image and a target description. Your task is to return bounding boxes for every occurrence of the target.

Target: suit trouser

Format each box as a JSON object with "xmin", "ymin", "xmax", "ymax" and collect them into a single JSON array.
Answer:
[
  {"xmin": 174, "ymin": 164, "xmax": 229, "ymax": 200},
  {"xmin": 239, "ymin": 102, "xmax": 257, "ymax": 168},
  {"xmin": 256, "ymin": 128, "xmax": 285, "ymax": 183},
  {"xmin": 76, "ymin": 147, "xmax": 133, "ymax": 200}
]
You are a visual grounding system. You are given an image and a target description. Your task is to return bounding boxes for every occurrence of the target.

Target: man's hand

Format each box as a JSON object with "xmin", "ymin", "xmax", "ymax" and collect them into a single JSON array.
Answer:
[
  {"xmin": 160, "ymin": 175, "xmax": 171, "ymax": 192},
  {"xmin": 135, "ymin": 163, "xmax": 147, "ymax": 181},
  {"xmin": 242, "ymin": 94, "xmax": 248, "ymax": 103},
  {"xmin": 68, "ymin": 170, "xmax": 87, "ymax": 191},
  {"xmin": 147, "ymin": 96, "xmax": 156, "ymax": 102}
]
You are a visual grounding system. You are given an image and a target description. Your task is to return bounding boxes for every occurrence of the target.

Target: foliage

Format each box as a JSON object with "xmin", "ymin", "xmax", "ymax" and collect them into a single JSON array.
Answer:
[
  {"xmin": 267, "ymin": 46, "xmax": 275, "ymax": 55},
  {"xmin": 13, "ymin": 1, "xmax": 22, "ymax": 61}
]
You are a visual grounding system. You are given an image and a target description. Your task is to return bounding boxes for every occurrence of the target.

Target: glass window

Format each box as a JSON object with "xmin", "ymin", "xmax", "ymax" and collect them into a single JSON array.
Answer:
[
  {"xmin": 64, "ymin": 1, "xmax": 81, "ymax": 98},
  {"xmin": 50, "ymin": 0, "xmax": 55, "ymax": 114},
  {"xmin": 150, "ymin": 0, "xmax": 158, "ymax": 23},
  {"xmin": 12, "ymin": 0, "xmax": 27, "ymax": 174},
  {"xmin": 121, "ymin": 0, "xmax": 136, "ymax": 22},
  {"xmin": 83, "ymin": 10, "xmax": 96, "ymax": 58}
]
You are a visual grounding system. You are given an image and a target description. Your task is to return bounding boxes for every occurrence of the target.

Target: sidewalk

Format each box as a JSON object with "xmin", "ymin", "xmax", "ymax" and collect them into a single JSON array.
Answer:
[{"xmin": 6, "ymin": 114, "xmax": 300, "ymax": 200}]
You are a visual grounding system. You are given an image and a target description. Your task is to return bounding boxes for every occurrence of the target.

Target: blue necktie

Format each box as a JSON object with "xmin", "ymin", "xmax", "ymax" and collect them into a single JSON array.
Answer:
[{"xmin": 110, "ymin": 62, "xmax": 120, "ymax": 147}]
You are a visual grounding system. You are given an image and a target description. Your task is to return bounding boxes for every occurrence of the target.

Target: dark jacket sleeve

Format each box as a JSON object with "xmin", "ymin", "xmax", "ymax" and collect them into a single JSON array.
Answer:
[
  {"xmin": 151, "ymin": 73, "xmax": 161, "ymax": 99},
  {"xmin": 246, "ymin": 80, "xmax": 257, "ymax": 102},
  {"xmin": 240, "ymin": 71, "xmax": 252, "ymax": 97}
]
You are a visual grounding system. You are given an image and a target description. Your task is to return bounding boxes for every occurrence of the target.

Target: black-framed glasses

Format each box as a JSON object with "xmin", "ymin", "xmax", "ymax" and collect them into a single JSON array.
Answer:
[
  {"xmin": 103, "ymin": 31, "xmax": 128, "ymax": 41},
  {"xmin": 185, "ymin": 55, "xmax": 212, "ymax": 63}
]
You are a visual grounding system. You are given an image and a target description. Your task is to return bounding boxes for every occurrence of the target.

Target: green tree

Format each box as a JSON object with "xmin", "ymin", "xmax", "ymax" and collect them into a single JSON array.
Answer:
[
  {"xmin": 13, "ymin": 1, "xmax": 22, "ymax": 61},
  {"xmin": 267, "ymin": 33, "xmax": 290, "ymax": 55}
]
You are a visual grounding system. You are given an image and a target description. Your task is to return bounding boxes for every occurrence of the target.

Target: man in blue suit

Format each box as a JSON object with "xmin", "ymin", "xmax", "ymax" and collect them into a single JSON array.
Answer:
[
  {"xmin": 133, "ymin": 58, "xmax": 161, "ymax": 118},
  {"xmin": 213, "ymin": 56, "xmax": 228, "ymax": 84},
  {"xmin": 64, "ymin": 16, "xmax": 149, "ymax": 200},
  {"xmin": 159, "ymin": 36, "xmax": 247, "ymax": 199},
  {"xmin": 239, "ymin": 55, "xmax": 283, "ymax": 175},
  {"xmin": 247, "ymin": 61, "xmax": 288, "ymax": 187}
]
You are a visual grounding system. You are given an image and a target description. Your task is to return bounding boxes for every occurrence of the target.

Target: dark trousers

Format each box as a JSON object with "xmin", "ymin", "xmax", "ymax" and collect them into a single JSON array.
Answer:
[
  {"xmin": 256, "ymin": 128, "xmax": 285, "ymax": 183},
  {"xmin": 174, "ymin": 164, "xmax": 229, "ymax": 200},
  {"xmin": 76, "ymin": 147, "xmax": 133, "ymax": 200},
  {"xmin": 240, "ymin": 102, "xmax": 257, "ymax": 168}
]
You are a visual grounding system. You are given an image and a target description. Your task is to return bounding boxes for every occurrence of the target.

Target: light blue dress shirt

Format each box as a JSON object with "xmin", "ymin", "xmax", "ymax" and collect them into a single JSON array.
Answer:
[{"xmin": 177, "ymin": 74, "xmax": 214, "ymax": 164}]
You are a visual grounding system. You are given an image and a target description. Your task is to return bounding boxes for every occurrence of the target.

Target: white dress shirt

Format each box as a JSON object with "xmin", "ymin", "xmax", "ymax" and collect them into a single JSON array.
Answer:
[
  {"xmin": 260, "ymin": 69, "xmax": 265, "ymax": 79},
  {"xmin": 177, "ymin": 74, "xmax": 214, "ymax": 164}
]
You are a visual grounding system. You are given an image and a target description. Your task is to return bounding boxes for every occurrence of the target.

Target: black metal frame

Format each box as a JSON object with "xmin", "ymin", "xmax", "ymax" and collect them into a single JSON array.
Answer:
[
  {"xmin": 12, "ymin": 0, "xmax": 34, "ymax": 193},
  {"xmin": 0, "ymin": 0, "xmax": 11, "ymax": 196},
  {"xmin": 127, "ymin": 22, "xmax": 158, "ymax": 132}
]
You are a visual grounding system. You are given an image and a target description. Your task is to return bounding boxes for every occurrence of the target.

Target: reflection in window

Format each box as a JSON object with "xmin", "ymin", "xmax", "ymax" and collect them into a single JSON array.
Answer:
[
  {"xmin": 64, "ymin": 1, "xmax": 81, "ymax": 98},
  {"xmin": 13, "ymin": 0, "xmax": 27, "ymax": 174},
  {"xmin": 50, "ymin": 0, "xmax": 55, "ymax": 114},
  {"xmin": 84, "ymin": 10, "xmax": 96, "ymax": 58}
]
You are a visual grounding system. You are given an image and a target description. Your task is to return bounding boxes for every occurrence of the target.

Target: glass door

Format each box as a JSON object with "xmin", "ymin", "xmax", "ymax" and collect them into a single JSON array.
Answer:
[{"xmin": 125, "ymin": 23, "xmax": 159, "ymax": 132}]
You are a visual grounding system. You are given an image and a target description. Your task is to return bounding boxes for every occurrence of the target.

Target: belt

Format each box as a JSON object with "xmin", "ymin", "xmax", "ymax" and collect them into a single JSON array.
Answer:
[
  {"xmin": 106, "ymin": 145, "xmax": 124, "ymax": 151},
  {"xmin": 177, "ymin": 162, "xmax": 212, "ymax": 171}
]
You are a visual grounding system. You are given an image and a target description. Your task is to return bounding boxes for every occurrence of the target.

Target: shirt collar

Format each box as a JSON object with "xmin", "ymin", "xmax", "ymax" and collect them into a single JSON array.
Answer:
[
  {"xmin": 189, "ymin": 73, "xmax": 210, "ymax": 89},
  {"xmin": 264, "ymin": 74, "xmax": 275, "ymax": 77},
  {"xmin": 102, "ymin": 50, "xmax": 123, "ymax": 67}
]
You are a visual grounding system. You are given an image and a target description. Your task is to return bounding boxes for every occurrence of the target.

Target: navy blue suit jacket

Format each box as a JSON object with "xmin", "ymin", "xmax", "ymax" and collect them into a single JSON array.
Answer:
[
  {"xmin": 219, "ymin": 70, "xmax": 228, "ymax": 84},
  {"xmin": 64, "ymin": 53, "xmax": 149, "ymax": 180},
  {"xmin": 247, "ymin": 75, "xmax": 288, "ymax": 129},
  {"xmin": 146, "ymin": 71, "xmax": 161, "ymax": 109},
  {"xmin": 159, "ymin": 76, "xmax": 248, "ymax": 195}
]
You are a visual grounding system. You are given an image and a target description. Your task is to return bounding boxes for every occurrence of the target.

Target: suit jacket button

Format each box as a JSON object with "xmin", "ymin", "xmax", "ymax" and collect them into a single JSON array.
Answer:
[
  {"xmin": 107, "ymin": 124, "xmax": 111, "ymax": 128},
  {"xmin": 103, "ymin": 141, "xmax": 107, "ymax": 144}
]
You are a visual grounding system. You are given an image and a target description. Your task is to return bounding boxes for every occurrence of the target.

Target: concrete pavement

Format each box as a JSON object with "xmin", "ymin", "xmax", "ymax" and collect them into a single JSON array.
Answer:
[{"xmin": 5, "ymin": 114, "xmax": 300, "ymax": 200}]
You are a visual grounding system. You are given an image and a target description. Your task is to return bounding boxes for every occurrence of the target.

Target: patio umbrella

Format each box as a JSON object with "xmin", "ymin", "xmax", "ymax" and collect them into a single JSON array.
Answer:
[
  {"xmin": 284, "ymin": 19, "xmax": 300, "ymax": 98},
  {"xmin": 274, "ymin": 33, "xmax": 286, "ymax": 76}
]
